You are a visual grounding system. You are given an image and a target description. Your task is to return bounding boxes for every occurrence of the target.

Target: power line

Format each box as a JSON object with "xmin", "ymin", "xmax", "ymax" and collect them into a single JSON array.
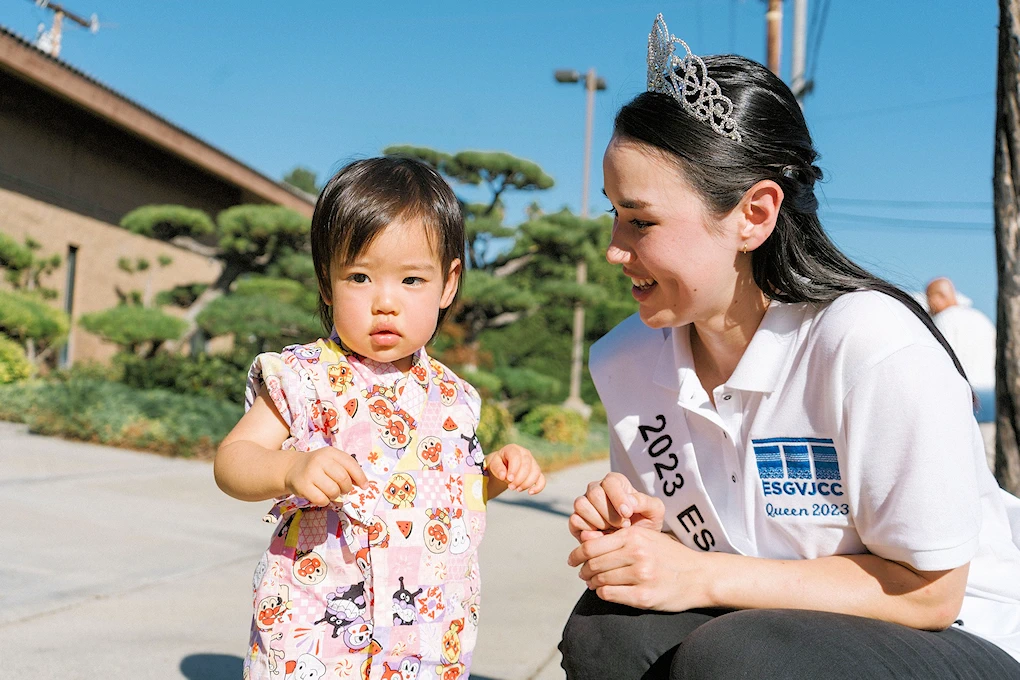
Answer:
[
  {"xmin": 811, "ymin": 92, "xmax": 994, "ymax": 122},
  {"xmin": 821, "ymin": 197, "xmax": 992, "ymax": 209},
  {"xmin": 806, "ymin": 0, "xmax": 832, "ymax": 82},
  {"xmin": 822, "ymin": 211, "xmax": 991, "ymax": 232}
]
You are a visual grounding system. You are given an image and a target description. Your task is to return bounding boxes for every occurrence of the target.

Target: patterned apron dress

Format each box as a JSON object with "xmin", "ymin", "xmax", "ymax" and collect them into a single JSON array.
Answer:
[{"xmin": 242, "ymin": 336, "xmax": 487, "ymax": 680}]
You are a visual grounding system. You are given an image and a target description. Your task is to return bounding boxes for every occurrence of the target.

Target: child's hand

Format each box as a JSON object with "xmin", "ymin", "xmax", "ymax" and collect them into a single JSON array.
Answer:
[
  {"xmin": 569, "ymin": 472, "xmax": 665, "ymax": 543},
  {"xmin": 485, "ymin": 444, "xmax": 546, "ymax": 496},
  {"xmin": 284, "ymin": 447, "xmax": 368, "ymax": 507}
]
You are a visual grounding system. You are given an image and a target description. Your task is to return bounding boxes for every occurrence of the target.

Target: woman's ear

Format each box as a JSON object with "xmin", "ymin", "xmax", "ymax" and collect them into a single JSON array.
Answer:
[
  {"xmin": 440, "ymin": 258, "xmax": 462, "ymax": 309},
  {"xmin": 738, "ymin": 180, "xmax": 783, "ymax": 252}
]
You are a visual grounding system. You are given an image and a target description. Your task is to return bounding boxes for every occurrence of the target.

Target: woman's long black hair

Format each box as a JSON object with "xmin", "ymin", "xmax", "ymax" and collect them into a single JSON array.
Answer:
[{"xmin": 615, "ymin": 55, "xmax": 968, "ymax": 381}]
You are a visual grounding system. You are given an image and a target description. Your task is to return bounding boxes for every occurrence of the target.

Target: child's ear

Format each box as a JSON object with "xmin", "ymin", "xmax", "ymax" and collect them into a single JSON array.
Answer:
[{"xmin": 440, "ymin": 258, "xmax": 462, "ymax": 309}]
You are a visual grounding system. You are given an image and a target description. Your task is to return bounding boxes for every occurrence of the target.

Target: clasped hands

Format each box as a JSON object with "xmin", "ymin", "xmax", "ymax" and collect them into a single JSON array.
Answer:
[{"xmin": 568, "ymin": 472, "xmax": 712, "ymax": 611}]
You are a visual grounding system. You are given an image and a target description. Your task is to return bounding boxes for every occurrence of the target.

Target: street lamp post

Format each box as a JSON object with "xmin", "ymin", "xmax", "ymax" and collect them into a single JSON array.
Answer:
[{"xmin": 555, "ymin": 67, "xmax": 606, "ymax": 418}]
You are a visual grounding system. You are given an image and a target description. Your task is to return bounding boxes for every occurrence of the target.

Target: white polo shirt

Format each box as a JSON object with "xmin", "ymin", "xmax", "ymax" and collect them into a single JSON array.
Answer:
[{"xmin": 591, "ymin": 291, "xmax": 1020, "ymax": 660}]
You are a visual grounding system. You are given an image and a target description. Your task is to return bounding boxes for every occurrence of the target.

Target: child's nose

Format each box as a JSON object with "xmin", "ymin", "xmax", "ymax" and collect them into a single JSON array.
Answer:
[{"xmin": 372, "ymin": 286, "xmax": 399, "ymax": 314}]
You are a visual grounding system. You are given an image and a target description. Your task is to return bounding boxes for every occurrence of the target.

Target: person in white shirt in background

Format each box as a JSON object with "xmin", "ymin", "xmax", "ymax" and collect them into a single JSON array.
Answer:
[{"xmin": 926, "ymin": 277, "xmax": 997, "ymax": 422}]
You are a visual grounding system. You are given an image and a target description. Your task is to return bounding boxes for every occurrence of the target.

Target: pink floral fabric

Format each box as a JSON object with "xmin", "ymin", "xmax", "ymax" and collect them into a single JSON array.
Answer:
[{"xmin": 241, "ymin": 336, "xmax": 486, "ymax": 680}]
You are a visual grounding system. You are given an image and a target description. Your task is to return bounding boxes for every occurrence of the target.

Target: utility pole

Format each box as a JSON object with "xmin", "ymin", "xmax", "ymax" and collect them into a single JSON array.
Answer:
[
  {"xmin": 554, "ymin": 67, "xmax": 607, "ymax": 418},
  {"xmin": 993, "ymin": 0, "xmax": 1020, "ymax": 495},
  {"xmin": 31, "ymin": 0, "xmax": 99, "ymax": 58},
  {"xmin": 790, "ymin": 0, "xmax": 808, "ymax": 102},
  {"xmin": 766, "ymin": 0, "xmax": 783, "ymax": 76}
]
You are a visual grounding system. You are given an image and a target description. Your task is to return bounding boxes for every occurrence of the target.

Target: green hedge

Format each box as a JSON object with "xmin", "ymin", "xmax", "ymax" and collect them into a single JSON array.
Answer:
[
  {"xmin": 0, "ymin": 289, "xmax": 69, "ymax": 343},
  {"xmin": 519, "ymin": 403, "xmax": 588, "ymax": 446},
  {"xmin": 477, "ymin": 401, "xmax": 514, "ymax": 452},
  {"xmin": 78, "ymin": 305, "xmax": 186, "ymax": 350},
  {"xmin": 0, "ymin": 336, "xmax": 31, "ymax": 384},
  {"xmin": 116, "ymin": 352, "xmax": 248, "ymax": 403},
  {"xmin": 0, "ymin": 378, "xmax": 242, "ymax": 457}
]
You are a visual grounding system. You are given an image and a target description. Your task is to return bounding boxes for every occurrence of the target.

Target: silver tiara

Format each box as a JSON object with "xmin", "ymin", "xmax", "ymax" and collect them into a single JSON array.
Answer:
[{"xmin": 647, "ymin": 13, "xmax": 742, "ymax": 143}]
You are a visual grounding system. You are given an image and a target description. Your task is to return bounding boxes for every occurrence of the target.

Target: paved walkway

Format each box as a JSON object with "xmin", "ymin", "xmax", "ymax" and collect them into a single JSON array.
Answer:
[{"xmin": 0, "ymin": 421, "xmax": 607, "ymax": 680}]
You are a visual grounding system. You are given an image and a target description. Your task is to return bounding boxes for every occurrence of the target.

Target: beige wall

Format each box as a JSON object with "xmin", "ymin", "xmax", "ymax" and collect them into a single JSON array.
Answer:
[{"xmin": 0, "ymin": 187, "xmax": 222, "ymax": 365}]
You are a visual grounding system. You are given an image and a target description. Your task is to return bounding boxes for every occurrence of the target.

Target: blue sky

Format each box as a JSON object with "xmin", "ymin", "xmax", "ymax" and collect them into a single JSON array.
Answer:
[{"xmin": 0, "ymin": 1, "xmax": 1000, "ymax": 318}]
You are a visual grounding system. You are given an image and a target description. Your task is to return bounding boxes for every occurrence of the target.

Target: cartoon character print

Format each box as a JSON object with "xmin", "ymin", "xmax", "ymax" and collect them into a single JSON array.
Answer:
[
  {"xmin": 341, "ymin": 480, "xmax": 381, "ymax": 524},
  {"xmin": 343, "ymin": 617, "xmax": 375, "ymax": 652},
  {"xmin": 459, "ymin": 432, "xmax": 485, "ymax": 469},
  {"xmin": 314, "ymin": 582, "xmax": 367, "ymax": 638},
  {"xmin": 416, "ymin": 436, "xmax": 443, "ymax": 470},
  {"xmin": 292, "ymin": 549, "xmax": 327, "ymax": 586},
  {"xmin": 438, "ymin": 619, "xmax": 466, "ymax": 680},
  {"xmin": 367, "ymin": 515, "xmax": 390, "ymax": 548},
  {"xmin": 383, "ymin": 472, "xmax": 418, "ymax": 509},
  {"xmin": 433, "ymin": 377, "xmax": 458, "ymax": 407},
  {"xmin": 309, "ymin": 399, "xmax": 338, "ymax": 435},
  {"xmin": 409, "ymin": 357, "xmax": 429, "ymax": 387},
  {"xmin": 423, "ymin": 507, "xmax": 452, "ymax": 554},
  {"xmin": 462, "ymin": 591, "xmax": 481, "ymax": 630},
  {"xmin": 366, "ymin": 392, "xmax": 417, "ymax": 450},
  {"xmin": 381, "ymin": 662, "xmax": 403, "ymax": 680},
  {"xmin": 265, "ymin": 633, "xmax": 286, "ymax": 676},
  {"xmin": 355, "ymin": 547, "xmax": 372, "ymax": 580},
  {"xmin": 252, "ymin": 553, "xmax": 269, "ymax": 591},
  {"xmin": 327, "ymin": 360, "xmax": 355, "ymax": 395},
  {"xmin": 284, "ymin": 653, "xmax": 326, "ymax": 680},
  {"xmin": 392, "ymin": 576, "xmax": 424, "ymax": 626},
  {"xmin": 449, "ymin": 510, "xmax": 470, "ymax": 555},
  {"xmin": 256, "ymin": 584, "xmax": 292, "ymax": 632},
  {"xmin": 292, "ymin": 346, "xmax": 322, "ymax": 364},
  {"xmin": 400, "ymin": 656, "xmax": 422, "ymax": 680}
]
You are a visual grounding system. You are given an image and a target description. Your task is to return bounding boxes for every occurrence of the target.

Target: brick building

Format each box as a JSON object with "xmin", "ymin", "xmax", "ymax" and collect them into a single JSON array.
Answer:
[{"xmin": 0, "ymin": 25, "xmax": 315, "ymax": 365}]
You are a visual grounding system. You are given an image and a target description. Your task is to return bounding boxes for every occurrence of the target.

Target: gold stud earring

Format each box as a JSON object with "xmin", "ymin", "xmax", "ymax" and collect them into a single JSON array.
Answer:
[{"xmin": 741, "ymin": 242, "xmax": 748, "ymax": 254}]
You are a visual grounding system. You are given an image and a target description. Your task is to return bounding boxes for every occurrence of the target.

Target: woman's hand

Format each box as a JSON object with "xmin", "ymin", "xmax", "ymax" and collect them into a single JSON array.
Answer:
[
  {"xmin": 569, "ymin": 472, "xmax": 666, "ymax": 542},
  {"xmin": 567, "ymin": 525, "xmax": 711, "ymax": 612},
  {"xmin": 284, "ymin": 447, "xmax": 368, "ymax": 506},
  {"xmin": 485, "ymin": 444, "xmax": 546, "ymax": 497}
]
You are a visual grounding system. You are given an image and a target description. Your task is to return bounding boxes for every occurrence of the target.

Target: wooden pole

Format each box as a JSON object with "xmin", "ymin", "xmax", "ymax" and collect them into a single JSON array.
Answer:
[{"xmin": 993, "ymin": 0, "xmax": 1020, "ymax": 494}]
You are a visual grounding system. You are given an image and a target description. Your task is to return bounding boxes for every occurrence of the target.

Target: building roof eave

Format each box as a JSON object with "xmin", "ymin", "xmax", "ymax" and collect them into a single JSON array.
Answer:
[{"xmin": 0, "ymin": 25, "xmax": 314, "ymax": 217}]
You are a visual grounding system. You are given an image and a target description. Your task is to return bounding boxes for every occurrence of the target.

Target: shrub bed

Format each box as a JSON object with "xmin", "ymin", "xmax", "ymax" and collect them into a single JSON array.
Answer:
[{"xmin": 0, "ymin": 377, "xmax": 242, "ymax": 458}]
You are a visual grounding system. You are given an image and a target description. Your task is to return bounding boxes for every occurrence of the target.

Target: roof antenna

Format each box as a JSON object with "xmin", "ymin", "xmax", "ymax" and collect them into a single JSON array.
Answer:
[{"xmin": 31, "ymin": 0, "xmax": 99, "ymax": 58}]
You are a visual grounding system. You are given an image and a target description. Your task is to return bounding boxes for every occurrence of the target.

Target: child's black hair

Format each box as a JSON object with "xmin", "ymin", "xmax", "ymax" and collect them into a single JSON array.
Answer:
[{"xmin": 310, "ymin": 156, "xmax": 465, "ymax": 336}]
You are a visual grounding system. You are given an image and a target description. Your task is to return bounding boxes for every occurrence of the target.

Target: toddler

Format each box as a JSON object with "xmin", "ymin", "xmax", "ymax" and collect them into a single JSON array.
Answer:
[{"xmin": 215, "ymin": 157, "xmax": 546, "ymax": 680}]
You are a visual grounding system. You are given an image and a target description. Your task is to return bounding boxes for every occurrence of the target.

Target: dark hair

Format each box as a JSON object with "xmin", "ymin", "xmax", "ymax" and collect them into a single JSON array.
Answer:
[
  {"xmin": 310, "ymin": 156, "xmax": 464, "ymax": 336},
  {"xmin": 614, "ymin": 55, "xmax": 968, "ymax": 381}
]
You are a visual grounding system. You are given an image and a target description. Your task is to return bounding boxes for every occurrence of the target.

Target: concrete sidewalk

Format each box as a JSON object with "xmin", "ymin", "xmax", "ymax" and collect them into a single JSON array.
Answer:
[{"xmin": 0, "ymin": 421, "xmax": 606, "ymax": 680}]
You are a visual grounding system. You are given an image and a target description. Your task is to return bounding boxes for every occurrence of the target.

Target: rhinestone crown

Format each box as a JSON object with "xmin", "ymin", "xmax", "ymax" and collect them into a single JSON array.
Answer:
[{"xmin": 647, "ymin": 13, "xmax": 742, "ymax": 143}]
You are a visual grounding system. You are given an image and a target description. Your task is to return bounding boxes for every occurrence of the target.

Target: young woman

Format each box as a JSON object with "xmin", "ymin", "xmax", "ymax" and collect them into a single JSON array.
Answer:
[{"xmin": 560, "ymin": 14, "xmax": 1020, "ymax": 680}]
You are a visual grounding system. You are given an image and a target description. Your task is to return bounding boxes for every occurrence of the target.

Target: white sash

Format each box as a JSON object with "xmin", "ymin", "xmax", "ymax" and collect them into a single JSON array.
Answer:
[{"xmin": 590, "ymin": 315, "xmax": 744, "ymax": 555}]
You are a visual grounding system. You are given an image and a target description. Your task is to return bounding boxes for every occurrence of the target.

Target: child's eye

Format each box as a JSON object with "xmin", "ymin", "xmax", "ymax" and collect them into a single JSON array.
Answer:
[
  {"xmin": 402, "ymin": 277, "xmax": 425, "ymax": 286},
  {"xmin": 348, "ymin": 273, "xmax": 369, "ymax": 283}
]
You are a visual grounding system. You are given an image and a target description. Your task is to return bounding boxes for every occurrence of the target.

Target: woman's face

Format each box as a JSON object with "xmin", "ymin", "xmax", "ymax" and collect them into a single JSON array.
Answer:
[{"xmin": 602, "ymin": 135, "xmax": 745, "ymax": 329}]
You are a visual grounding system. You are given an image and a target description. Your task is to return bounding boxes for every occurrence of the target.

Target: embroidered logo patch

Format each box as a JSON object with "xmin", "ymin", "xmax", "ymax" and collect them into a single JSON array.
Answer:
[
  {"xmin": 752, "ymin": 437, "xmax": 841, "ymax": 481},
  {"xmin": 752, "ymin": 438, "xmax": 849, "ymax": 518}
]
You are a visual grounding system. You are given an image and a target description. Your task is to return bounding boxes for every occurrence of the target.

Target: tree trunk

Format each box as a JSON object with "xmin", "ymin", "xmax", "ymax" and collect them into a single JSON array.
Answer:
[
  {"xmin": 164, "ymin": 262, "xmax": 241, "ymax": 355},
  {"xmin": 994, "ymin": 0, "xmax": 1020, "ymax": 495}
]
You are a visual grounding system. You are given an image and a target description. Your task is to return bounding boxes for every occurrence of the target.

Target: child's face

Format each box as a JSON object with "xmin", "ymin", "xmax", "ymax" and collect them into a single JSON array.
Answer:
[{"xmin": 327, "ymin": 217, "xmax": 460, "ymax": 372}]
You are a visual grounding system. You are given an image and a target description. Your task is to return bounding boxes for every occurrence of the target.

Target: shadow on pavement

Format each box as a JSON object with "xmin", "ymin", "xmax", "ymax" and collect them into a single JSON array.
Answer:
[
  {"xmin": 492, "ymin": 495, "xmax": 573, "ymax": 519},
  {"xmin": 180, "ymin": 653, "xmax": 244, "ymax": 679}
]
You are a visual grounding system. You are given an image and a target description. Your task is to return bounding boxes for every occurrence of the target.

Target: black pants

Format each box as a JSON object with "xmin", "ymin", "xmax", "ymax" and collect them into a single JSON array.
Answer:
[{"xmin": 560, "ymin": 590, "xmax": 1020, "ymax": 680}]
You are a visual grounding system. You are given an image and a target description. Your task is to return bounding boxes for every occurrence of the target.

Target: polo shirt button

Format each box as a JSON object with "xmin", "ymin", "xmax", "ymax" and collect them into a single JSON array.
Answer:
[
  {"xmin": 722, "ymin": 394, "xmax": 732, "ymax": 401},
  {"xmin": 731, "ymin": 474, "xmax": 737, "ymax": 483}
]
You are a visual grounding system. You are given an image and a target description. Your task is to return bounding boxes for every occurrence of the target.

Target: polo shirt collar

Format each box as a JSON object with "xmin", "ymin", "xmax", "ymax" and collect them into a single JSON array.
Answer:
[{"xmin": 660, "ymin": 300, "xmax": 808, "ymax": 396}]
